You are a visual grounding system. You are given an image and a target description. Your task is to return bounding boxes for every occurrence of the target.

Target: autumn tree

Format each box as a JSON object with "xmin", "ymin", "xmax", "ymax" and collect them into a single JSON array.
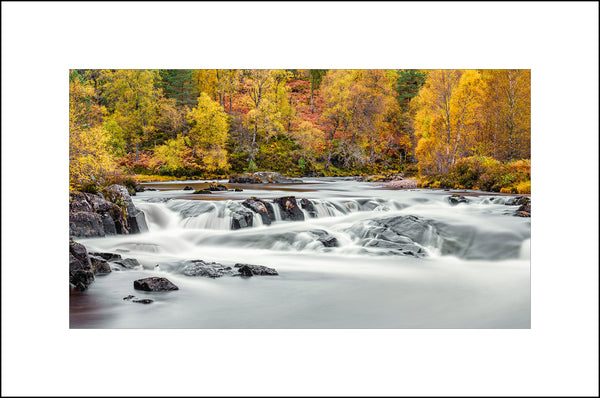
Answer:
[
  {"xmin": 69, "ymin": 71, "xmax": 115, "ymax": 189},
  {"xmin": 481, "ymin": 69, "xmax": 531, "ymax": 161},
  {"xmin": 186, "ymin": 93, "xmax": 230, "ymax": 172},
  {"xmin": 157, "ymin": 69, "xmax": 198, "ymax": 108},
  {"xmin": 413, "ymin": 69, "xmax": 485, "ymax": 174},
  {"xmin": 99, "ymin": 69, "xmax": 163, "ymax": 161}
]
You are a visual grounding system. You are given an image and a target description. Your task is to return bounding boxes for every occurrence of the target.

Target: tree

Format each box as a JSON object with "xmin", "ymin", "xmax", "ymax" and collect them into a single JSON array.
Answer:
[
  {"xmin": 157, "ymin": 69, "xmax": 198, "ymax": 108},
  {"xmin": 412, "ymin": 70, "xmax": 485, "ymax": 174},
  {"xmin": 69, "ymin": 71, "xmax": 115, "ymax": 189},
  {"xmin": 309, "ymin": 69, "xmax": 328, "ymax": 113},
  {"xmin": 99, "ymin": 69, "xmax": 163, "ymax": 160},
  {"xmin": 187, "ymin": 93, "xmax": 230, "ymax": 172}
]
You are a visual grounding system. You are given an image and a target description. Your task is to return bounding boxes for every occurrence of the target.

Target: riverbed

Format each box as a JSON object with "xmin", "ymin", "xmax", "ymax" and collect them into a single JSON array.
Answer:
[{"xmin": 70, "ymin": 177, "xmax": 530, "ymax": 328}]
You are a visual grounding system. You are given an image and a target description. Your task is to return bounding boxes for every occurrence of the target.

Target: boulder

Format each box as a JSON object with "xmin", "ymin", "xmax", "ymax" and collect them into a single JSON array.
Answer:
[
  {"xmin": 241, "ymin": 198, "xmax": 275, "ymax": 225},
  {"xmin": 273, "ymin": 196, "xmax": 305, "ymax": 221},
  {"xmin": 69, "ymin": 211, "xmax": 105, "ymax": 237},
  {"xmin": 181, "ymin": 260, "xmax": 233, "ymax": 278},
  {"xmin": 448, "ymin": 194, "xmax": 469, "ymax": 205},
  {"xmin": 69, "ymin": 241, "xmax": 95, "ymax": 291},
  {"xmin": 300, "ymin": 198, "xmax": 318, "ymax": 218},
  {"xmin": 100, "ymin": 213, "xmax": 117, "ymax": 235},
  {"xmin": 193, "ymin": 189, "xmax": 212, "ymax": 194},
  {"xmin": 208, "ymin": 183, "xmax": 228, "ymax": 191},
  {"xmin": 133, "ymin": 277, "xmax": 179, "ymax": 291},
  {"xmin": 89, "ymin": 255, "xmax": 112, "ymax": 274},
  {"xmin": 515, "ymin": 203, "xmax": 531, "ymax": 217},
  {"xmin": 235, "ymin": 263, "xmax": 279, "ymax": 276},
  {"xmin": 506, "ymin": 196, "xmax": 530, "ymax": 206},
  {"xmin": 69, "ymin": 192, "xmax": 93, "ymax": 213},
  {"xmin": 105, "ymin": 184, "xmax": 149, "ymax": 234},
  {"xmin": 310, "ymin": 229, "xmax": 339, "ymax": 247},
  {"xmin": 231, "ymin": 210, "xmax": 254, "ymax": 230},
  {"xmin": 228, "ymin": 173, "xmax": 263, "ymax": 184},
  {"xmin": 183, "ymin": 186, "xmax": 194, "ymax": 191}
]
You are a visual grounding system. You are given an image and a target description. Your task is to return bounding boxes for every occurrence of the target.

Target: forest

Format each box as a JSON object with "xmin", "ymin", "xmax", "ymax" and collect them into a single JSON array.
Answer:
[{"xmin": 69, "ymin": 69, "xmax": 531, "ymax": 193}]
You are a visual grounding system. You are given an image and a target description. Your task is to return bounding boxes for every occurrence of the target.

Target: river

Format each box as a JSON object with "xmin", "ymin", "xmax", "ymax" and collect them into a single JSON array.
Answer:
[{"xmin": 70, "ymin": 177, "xmax": 530, "ymax": 328}]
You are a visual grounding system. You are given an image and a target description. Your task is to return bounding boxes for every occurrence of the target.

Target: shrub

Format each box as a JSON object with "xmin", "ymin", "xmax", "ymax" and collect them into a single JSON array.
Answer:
[
  {"xmin": 80, "ymin": 181, "xmax": 99, "ymax": 194},
  {"xmin": 516, "ymin": 180, "xmax": 531, "ymax": 194}
]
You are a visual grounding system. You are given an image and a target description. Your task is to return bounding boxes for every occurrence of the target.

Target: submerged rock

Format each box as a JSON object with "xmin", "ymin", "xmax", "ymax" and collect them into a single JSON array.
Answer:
[
  {"xmin": 181, "ymin": 260, "xmax": 233, "ymax": 278},
  {"xmin": 448, "ymin": 194, "xmax": 469, "ymax": 205},
  {"xmin": 235, "ymin": 263, "xmax": 279, "ymax": 276},
  {"xmin": 111, "ymin": 258, "xmax": 142, "ymax": 270},
  {"xmin": 89, "ymin": 252, "xmax": 122, "ymax": 261},
  {"xmin": 193, "ymin": 189, "xmax": 212, "ymax": 194},
  {"xmin": 133, "ymin": 277, "xmax": 179, "ymax": 291},
  {"xmin": 273, "ymin": 196, "xmax": 305, "ymax": 221},
  {"xmin": 132, "ymin": 298, "xmax": 153, "ymax": 304},
  {"xmin": 69, "ymin": 241, "xmax": 95, "ymax": 291}
]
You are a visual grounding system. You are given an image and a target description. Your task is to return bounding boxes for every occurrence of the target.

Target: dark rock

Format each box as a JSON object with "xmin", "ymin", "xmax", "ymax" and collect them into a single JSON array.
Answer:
[
  {"xmin": 300, "ymin": 198, "xmax": 318, "ymax": 218},
  {"xmin": 183, "ymin": 186, "xmax": 194, "ymax": 190},
  {"xmin": 235, "ymin": 263, "xmax": 279, "ymax": 276},
  {"xmin": 310, "ymin": 230, "xmax": 339, "ymax": 247},
  {"xmin": 234, "ymin": 188, "xmax": 244, "ymax": 192},
  {"xmin": 69, "ymin": 241, "xmax": 94, "ymax": 291},
  {"xmin": 231, "ymin": 210, "xmax": 254, "ymax": 230},
  {"xmin": 506, "ymin": 196, "xmax": 530, "ymax": 206},
  {"xmin": 101, "ymin": 213, "xmax": 117, "ymax": 235},
  {"xmin": 123, "ymin": 295, "xmax": 135, "ymax": 300},
  {"xmin": 273, "ymin": 196, "xmax": 305, "ymax": 221},
  {"xmin": 89, "ymin": 255, "xmax": 112, "ymax": 274},
  {"xmin": 193, "ymin": 189, "xmax": 212, "ymax": 194},
  {"xmin": 112, "ymin": 258, "xmax": 142, "ymax": 270},
  {"xmin": 448, "ymin": 194, "xmax": 469, "ymax": 205},
  {"xmin": 134, "ymin": 184, "xmax": 146, "ymax": 192},
  {"xmin": 105, "ymin": 184, "xmax": 149, "ymax": 234},
  {"xmin": 228, "ymin": 173, "xmax": 263, "ymax": 184},
  {"xmin": 242, "ymin": 198, "xmax": 275, "ymax": 225},
  {"xmin": 180, "ymin": 260, "xmax": 233, "ymax": 278},
  {"xmin": 89, "ymin": 252, "xmax": 122, "ymax": 261},
  {"xmin": 69, "ymin": 192, "xmax": 93, "ymax": 213},
  {"xmin": 69, "ymin": 211, "xmax": 105, "ymax": 237},
  {"xmin": 208, "ymin": 183, "xmax": 228, "ymax": 191},
  {"xmin": 145, "ymin": 188, "xmax": 158, "ymax": 191},
  {"xmin": 132, "ymin": 298, "xmax": 153, "ymax": 304},
  {"xmin": 134, "ymin": 277, "xmax": 179, "ymax": 291},
  {"xmin": 515, "ymin": 203, "xmax": 531, "ymax": 217},
  {"xmin": 83, "ymin": 193, "xmax": 114, "ymax": 213}
]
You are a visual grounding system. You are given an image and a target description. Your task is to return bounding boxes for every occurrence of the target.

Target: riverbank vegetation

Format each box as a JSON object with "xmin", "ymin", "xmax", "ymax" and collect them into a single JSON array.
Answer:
[{"xmin": 69, "ymin": 69, "xmax": 530, "ymax": 192}]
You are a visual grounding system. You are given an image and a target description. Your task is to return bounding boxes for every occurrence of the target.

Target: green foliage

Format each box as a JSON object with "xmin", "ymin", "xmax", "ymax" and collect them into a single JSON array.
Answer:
[
  {"xmin": 80, "ymin": 181, "xmax": 99, "ymax": 194},
  {"xmin": 157, "ymin": 69, "xmax": 198, "ymax": 108},
  {"xmin": 396, "ymin": 69, "xmax": 426, "ymax": 107}
]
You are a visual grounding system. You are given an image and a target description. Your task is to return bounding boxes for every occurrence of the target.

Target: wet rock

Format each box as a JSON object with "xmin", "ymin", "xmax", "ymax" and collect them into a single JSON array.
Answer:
[
  {"xmin": 105, "ymin": 184, "xmax": 149, "ymax": 234},
  {"xmin": 242, "ymin": 198, "xmax": 275, "ymax": 225},
  {"xmin": 235, "ymin": 263, "xmax": 279, "ymax": 276},
  {"xmin": 300, "ymin": 198, "xmax": 318, "ymax": 218},
  {"xmin": 89, "ymin": 255, "xmax": 112, "ymax": 274},
  {"xmin": 228, "ymin": 173, "xmax": 263, "ymax": 184},
  {"xmin": 89, "ymin": 252, "xmax": 122, "ymax": 261},
  {"xmin": 69, "ymin": 192, "xmax": 93, "ymax": 213},
  {"xmin": 134, "ymin": 184, "xmax": 145, "ymax": 192},
  {"xmin": 448, "ymin": 194, "xmax": 469, "ymax": 205},
  {"xmin": 183, "ymin": 186, "xmax": 194, "ymax": 190},
  {"xmin": 181, "ymin": 260, "xmax": 233, "ymax": 278},
  {"xmin": 83, "ymin": 193, "xmax": 115, "ymax": 213},
  {"xmin": 310, "ymin": 230, "xmax": 339, "ymax": 247},
  {"xmin": 506, "ymin": 196, "xmax": 530, "ymax": 206},
  {"xmin": 273, "ymin": 196, "xmax": 305, "ymax": 221},
  {"xmin": 100, "ymin": 213, "xmax": 117, "ymax": 235},
  {"xmin": 193, "ymin": 189, "xmax": 212, "ymax": 194},
  {"xmin": 69, "ymin": 211, "xmax": 105, "ymax": 237},
  {"xmin": 234, "ymin": 188, "xmax": 244, "ymax": 192},
  {"xmin": 69, "ymin": 241, "xmax": 94, "ymax": 291},
  {"xmin": 231, "ymin": 210, "xmax": 254, "ymax": 230},
  {"xmin": 515, "ymin": 203, "xmax": 531, "ymax": 217},
  {"xmin": 112, "ymin": 258, "xmax": 142, "ymax": 270},
  {"xmin": 123, "ymin": 295, "xmax": 135, "ymax": 300},
  {"xmin": 133, "ymin": 298, "xmax": 153, "ymax": 304},
  {"xmin": 208, "ymin": 183, "xmax": 228, "ymax": 191},
  {"xmin": 133, "ymin": 277, "xmax": 179, "ymax": 291}
]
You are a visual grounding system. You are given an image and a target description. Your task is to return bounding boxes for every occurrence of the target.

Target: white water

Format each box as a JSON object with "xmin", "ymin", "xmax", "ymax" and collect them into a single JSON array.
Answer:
[{"xmin": 71, "ymin": 178, "xmax": 530, "ymax": 328}]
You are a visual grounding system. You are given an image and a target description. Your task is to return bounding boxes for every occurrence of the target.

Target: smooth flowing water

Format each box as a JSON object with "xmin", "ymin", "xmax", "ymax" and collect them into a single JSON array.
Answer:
[{"xmin": 70, "ymin": 178, "xmax": 530, "ymax": 328}]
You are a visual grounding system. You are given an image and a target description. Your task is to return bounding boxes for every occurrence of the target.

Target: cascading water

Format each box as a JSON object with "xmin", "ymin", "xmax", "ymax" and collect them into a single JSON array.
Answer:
[{"xmin": 71, "ymin": 178, "xmax": 530, "ymax": 329}]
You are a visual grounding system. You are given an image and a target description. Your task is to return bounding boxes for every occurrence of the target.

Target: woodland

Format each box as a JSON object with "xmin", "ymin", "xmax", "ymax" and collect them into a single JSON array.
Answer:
[{"xmin": 70, "ymin": 69, "xmax": 531, "ymax": 193}]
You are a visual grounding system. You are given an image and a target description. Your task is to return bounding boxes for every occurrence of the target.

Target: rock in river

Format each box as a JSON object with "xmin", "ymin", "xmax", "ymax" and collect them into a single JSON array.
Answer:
[
  {"xmin": 235, "ymin": 263, "xmax": 279, "ymax": 276},
  {"xmin": 69, "ymin": 241, "xmax": 94, "ymax": 291},
  {"xmin": 133, "ymin": 277, "xmax": 179, "ymax": 291},
  {"xmin": 273, "ymin": 196, "xmax": 305, "ymax": 221}
]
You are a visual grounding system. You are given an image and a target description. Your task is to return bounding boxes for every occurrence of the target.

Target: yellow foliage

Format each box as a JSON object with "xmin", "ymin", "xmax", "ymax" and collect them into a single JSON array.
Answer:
[{"xmin": 516, "ymin": 180, "xmax": 531, "ymax": 194}]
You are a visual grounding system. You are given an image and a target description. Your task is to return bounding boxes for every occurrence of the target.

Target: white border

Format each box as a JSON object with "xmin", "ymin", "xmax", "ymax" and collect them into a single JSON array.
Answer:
[{"xmin": 2, "ymin": 2, "xmax": 598, "ymax": 396}]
